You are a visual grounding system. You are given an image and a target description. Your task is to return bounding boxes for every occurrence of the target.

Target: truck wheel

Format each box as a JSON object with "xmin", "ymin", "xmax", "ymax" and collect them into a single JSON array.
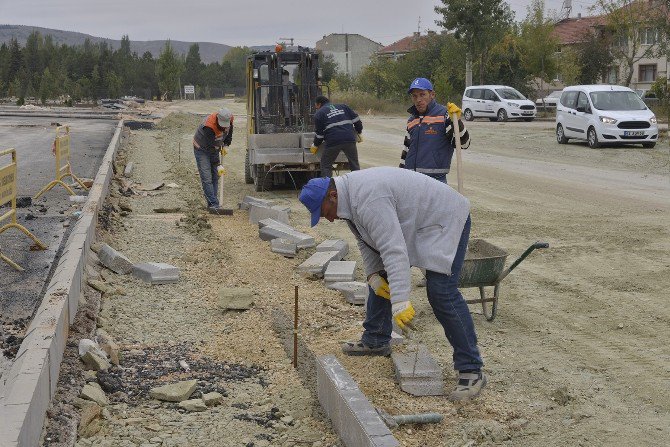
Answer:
[
  {"xmin": 244, "ymin": 151, "xmax": 253, "ymax": 184},
  {"xmin": 253, "ymin": 165, "xmax": 273, "ymax": 192}
]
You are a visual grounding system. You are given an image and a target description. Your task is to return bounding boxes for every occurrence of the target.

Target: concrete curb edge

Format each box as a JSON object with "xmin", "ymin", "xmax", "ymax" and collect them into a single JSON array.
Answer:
[{"xmin": 0, "ymin": 120, "xmax": 124, "ymax": 447}]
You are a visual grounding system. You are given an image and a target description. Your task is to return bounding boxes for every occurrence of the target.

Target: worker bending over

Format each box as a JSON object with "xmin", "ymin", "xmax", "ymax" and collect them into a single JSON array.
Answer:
[
  {"xmin": 298, "ymin": 167, "xmax": 486, "ymax": 401},
  {"xmin": 311, "ymin": 96, "xmax": 363, "ymax": 178}
]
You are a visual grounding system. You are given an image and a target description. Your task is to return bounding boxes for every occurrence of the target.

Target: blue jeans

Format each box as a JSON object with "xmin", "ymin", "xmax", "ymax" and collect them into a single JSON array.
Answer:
[
  {"xmin": 194, "ymin": 147, "xmax": 219, "ymax": 207},
  {"xmin": 361, "ymin": 215, "xmax": 483, "ymax": 372}
]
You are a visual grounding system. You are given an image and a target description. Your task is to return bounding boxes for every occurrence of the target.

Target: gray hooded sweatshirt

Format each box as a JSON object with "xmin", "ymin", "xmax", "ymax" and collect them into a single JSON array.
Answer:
[{"xmin": 333, "ymin": 167, "xmax": 470, "ymax": 304}]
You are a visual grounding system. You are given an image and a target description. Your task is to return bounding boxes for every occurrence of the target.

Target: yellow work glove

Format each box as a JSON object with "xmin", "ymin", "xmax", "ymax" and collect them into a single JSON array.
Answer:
[
  {"xmin": 217, "ymin": 165, "xmax": 226, "ymax": 177},
  {"xmin": 309, "ymin": 145, "xmax": 318, "ymax": 155},
  {"xmin": 447, "ymin": 102, "xmax": 462, "ymax": 119},
  {"xmin": 392, "ymin": 301, "xmax": 415, "ymax": 332},
  {"xmin": 220, "ymin": 146, "xmax": 228, "ymax": 157},
  {"xmin": 367, "ymin": 272, "xmax": 390, "ymax": 299},
  {"xmin": 356, "ymin": 133, "xmax": 363, "ymax": 143}
]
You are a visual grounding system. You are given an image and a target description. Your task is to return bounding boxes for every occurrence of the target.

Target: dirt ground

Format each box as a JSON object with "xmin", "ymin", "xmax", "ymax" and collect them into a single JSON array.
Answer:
[{"xmin": 46, "ymin": 98, "xmax": 669, "ymax": 447}]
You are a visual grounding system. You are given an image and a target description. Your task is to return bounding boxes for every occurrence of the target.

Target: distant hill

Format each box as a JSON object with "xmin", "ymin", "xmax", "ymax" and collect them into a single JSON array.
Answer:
[{"xmin": 0, "ymin": 25, "xmax": 232, "ymax": 64}]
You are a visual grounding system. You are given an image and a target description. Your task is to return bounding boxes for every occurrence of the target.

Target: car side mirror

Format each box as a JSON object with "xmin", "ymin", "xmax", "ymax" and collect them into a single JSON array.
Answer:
[{"xmin": 576, "ymin": 106, "xmax": 585, "ymax": 113}]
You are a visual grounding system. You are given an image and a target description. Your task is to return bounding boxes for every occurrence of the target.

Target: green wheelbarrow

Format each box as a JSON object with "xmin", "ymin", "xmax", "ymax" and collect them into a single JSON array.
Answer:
[{"xmin": 459, "ymin": 239, "xmax": 549, "ymax": 321}]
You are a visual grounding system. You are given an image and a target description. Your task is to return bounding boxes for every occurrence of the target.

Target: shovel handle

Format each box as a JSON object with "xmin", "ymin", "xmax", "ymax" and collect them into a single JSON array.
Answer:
[{"xmin": 496, "ymin": 241, "xmax": 549, "ymax": 283}]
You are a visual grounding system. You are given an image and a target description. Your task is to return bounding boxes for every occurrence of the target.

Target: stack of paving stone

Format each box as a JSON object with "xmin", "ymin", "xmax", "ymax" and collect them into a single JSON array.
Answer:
[
  {"xmin": 238, "ymin": 196, "xmax": 276, "ymax": 210},
  {"xmin": 391, "ymin": 344, "xmax": 444, "ymax": 396}
]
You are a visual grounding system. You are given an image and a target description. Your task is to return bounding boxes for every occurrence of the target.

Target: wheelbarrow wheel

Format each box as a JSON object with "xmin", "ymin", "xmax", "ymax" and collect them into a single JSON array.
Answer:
[{"xmin": 479, "ymin": 285, "xmax": 500, "ymax": 322}]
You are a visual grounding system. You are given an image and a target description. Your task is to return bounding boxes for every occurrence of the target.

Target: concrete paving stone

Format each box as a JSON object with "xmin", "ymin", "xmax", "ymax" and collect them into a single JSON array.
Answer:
[
  {"xmin": 391, "ymin": 344, "xmax": 444, "ymax": 396},
  {"xmin": 316, "ymin": 239, "xmax": 349, "ymax": 259},
  {"xmin": 217, "ymin": 287, "xmax": 254, "ymax": 310},
  {"xmin": 271, "ymin": 204, "xmax": 291, "ymax": 213},
  {"xmin": 390, "ymin": 331, "xmax": 405, "ymax": 345},
  {"xmin": 297, "ymin": 251, "xmax": 341, "ymax": 277},
  {"xmin": 324, "ymin": 261, "xmax": 356, "ymax": 282},
  {"xmin": 259, "ymin": 224, "xmax": 315, "ymax": 249},
  {"xmin": 131, "ymin": 262, "xmax": 180, "ymax": 285},
  {"xmin": 249, "ymin": 203, "xmax": 290, "ymax": 225},
  {"xmin": 239, "ymin": 196, "xmax": 276, "ymax": 210},
  {"xmin": 149, "ymin": 379, "xmax": 198, "ymax": 402},
  {"xmin": 81, "ymin": 383, "xmax": 110, "ymax": 406},
  {"xmin": 271, "ymin": 238, "xmax": 297, "ymax": 257},
  {"xmin": 326, "ymin": 281, "xmax": 367, "ymax": 305},
  {"xmin": 98, "ymin": 244, "xmax": 133, "ymax": 274},
  {"xmin": 317, "ymin": 355, "xmax": 399, "ymax": 447}
]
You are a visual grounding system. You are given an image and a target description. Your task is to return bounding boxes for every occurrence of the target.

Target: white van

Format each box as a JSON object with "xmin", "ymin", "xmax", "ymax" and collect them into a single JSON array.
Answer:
[
  {"xmin": 462, "ymin": 85, "xmax": 536, "ymax": 122},
  {"xmin": 556, "ymin": 85, "xmax": 658, "ymax": 148}
]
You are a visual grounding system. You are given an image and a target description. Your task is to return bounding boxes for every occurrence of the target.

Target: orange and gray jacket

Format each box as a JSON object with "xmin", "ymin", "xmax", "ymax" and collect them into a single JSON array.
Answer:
[
  {"xmin": 193, "ymin": 113, "xmax": 233, "ymax": 151},
  {"xmin": 400, "ymin": 100, "xmax": 470, "ymax": 175}
]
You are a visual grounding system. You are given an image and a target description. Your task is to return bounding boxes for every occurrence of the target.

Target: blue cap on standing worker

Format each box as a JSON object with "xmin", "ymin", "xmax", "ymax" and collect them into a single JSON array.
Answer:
[
  {"xmin": 408, "ymin": 77, "xmax": 433, "ymax": 93},
  {"xmin": 299, "ymin": 177, "xmax": 331, "ymax": 226}
]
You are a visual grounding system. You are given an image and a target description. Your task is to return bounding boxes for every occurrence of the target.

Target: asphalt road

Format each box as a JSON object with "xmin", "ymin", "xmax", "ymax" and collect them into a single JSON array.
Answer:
[{"xmin": 0, "ymin": 117, "xmax": 117, "ymax": 331}]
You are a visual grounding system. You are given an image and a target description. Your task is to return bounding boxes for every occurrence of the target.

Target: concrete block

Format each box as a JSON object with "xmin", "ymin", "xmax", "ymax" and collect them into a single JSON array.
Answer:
[
  {"xmin": 98, "ymin": 244, "xmax": 133, "ymax": 274},
  {"xmin": 179, "ymin": 398, "xmax": 208, "ymax": 412},
  {"xmin": 316, "ymin": 239, "xmax": 349, "ymax": 259},
  {"xmin": 390, "ymin": 331, "xmax": 405, "ymax": 346},
  {"xmin": 271, "ymin": 204, "xmax": 291, "ymax": 213},
  {"xmin": 297, "ymin": 251, "xmax": 341, "ymax": 277},
  {"xmin": 248, "ymin": 132, "xmax": 300, "ymax": 149},
  {"xmin": 327, "ymin": 281, "xmax": 367, "ymax": 305},
  {"xmin": 271, "ymin": 238, "xmax": 297, "ymax": 257},
  {"xmin": 249, "ymin": 203, "xmax": 289, "ymax": 225},
  {"xmin": 317, "ymin": 355, "xmax": 399, "ymax": 447},
  {"xmin": 217, "ymin": 287, "xmax": 254, "ymax": 310},
  {"xmin": 324, "ymin": 261, "xmax": 356, "ymax": 283},
  {"xmin": 259, "ymin": 223, "xmax": 315, "ymax": 249},
  {"xmin": 239, "ymin": 196, "xmax": 276, "ymax": 210},
  {"xmin": 131, "ymin": 262, "xmax": 180, "ymax": 284},
  {"xmin": 391, "ymin": 344, "xmax": 444, "ymax": 396}
]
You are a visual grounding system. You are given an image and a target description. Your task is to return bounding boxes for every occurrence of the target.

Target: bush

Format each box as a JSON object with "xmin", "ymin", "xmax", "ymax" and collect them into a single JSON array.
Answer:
[{"xmin": 330, "ymin": 90, "xmax": 408, "ymax": 116}]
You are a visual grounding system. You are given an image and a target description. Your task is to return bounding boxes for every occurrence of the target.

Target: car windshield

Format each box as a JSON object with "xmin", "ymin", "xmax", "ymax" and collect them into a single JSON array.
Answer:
[
  {"xmin": 548, "ymin": 91, "xmax": 562, "ymax": 98},
  {"xmin": 496, "ymin": 88, "xmax": 525, "ymax": 100},
  {"xmin": 589, "ymin": 91, "xmax": 647, "ymax": 111}
]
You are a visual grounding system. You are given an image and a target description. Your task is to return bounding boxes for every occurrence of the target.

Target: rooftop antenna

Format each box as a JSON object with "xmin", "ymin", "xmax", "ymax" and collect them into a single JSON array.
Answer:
[
  {"xmin": 561, "ymin": 0, "xmax": 572, "ymax": 19},
  {"xmin": 417, "ymin": 16, "xmax": 421, "ymax": 35}
]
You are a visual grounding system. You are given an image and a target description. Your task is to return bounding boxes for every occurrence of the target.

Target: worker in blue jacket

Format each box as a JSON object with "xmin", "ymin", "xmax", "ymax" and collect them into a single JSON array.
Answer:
[
  {"xmin": 310, "ymin": 96, "xmax": 363, "ymax": 178},
  {"xmin": 400, "ymin": 78, "xmax": 470, "ymax": 184}
]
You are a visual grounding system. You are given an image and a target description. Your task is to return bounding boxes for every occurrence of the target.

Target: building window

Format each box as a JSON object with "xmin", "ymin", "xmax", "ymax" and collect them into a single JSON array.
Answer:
[
  {"xmin": 615, "ymin": 32, "xmax": 628, "ymax": 48},
  {"xmin": 640, "ymin": 28, "xmax": 657, "ymax": 45},
  {"xmin": 639, "ymin": 64, "xmax": 657, "ymax": 82}
]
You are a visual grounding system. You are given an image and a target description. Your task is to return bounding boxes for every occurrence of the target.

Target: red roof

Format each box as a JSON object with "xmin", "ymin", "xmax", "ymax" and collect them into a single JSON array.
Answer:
[
  {"xmin": 552, "ymin": 16, "xmax": 605, "ymax": 45},
  {"xmin": 378, "ymin": 33, "xmax": 427, "ymax": 55}
]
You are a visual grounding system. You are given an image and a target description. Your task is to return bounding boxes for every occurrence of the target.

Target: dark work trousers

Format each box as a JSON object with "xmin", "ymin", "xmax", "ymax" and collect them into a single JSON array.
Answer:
[{"xmin": 320, "ymin": 142, "xmax": 360, "ymax": 178}]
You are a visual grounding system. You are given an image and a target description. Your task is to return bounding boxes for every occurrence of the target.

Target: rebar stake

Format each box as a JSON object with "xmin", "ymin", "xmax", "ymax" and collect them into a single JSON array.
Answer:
[{"xmin": 293, "ymin": 285, "xmax": 299, "ymax": 368}]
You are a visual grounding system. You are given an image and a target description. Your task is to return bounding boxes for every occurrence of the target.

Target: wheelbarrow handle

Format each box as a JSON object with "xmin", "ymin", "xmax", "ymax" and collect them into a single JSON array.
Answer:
[{"xmin": 495, "ymin": 241, "xmax": 549, "ymax": 284}]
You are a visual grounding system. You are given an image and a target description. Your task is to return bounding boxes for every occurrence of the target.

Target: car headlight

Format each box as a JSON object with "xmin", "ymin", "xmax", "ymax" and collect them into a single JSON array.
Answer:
[
  {"xmin": 599, "ymin": 116, "xmax": 617, "ymax": 124},
  {"xmin": 507, "ymin": 102, "xmax": 520, "ymax": 108},
  {"xmin": 650, "ymin": 116, "xmax": 657, "ymax": 124}
]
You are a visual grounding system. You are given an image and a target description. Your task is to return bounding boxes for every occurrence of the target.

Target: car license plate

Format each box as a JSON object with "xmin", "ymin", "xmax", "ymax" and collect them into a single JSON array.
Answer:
[
  {"xmin": 522, "ymin": 111, "xmax": 533, "ymax": 115},
  {"xmin": 624, "ymin": 131, "xmax": 644, "ymax": 136}
]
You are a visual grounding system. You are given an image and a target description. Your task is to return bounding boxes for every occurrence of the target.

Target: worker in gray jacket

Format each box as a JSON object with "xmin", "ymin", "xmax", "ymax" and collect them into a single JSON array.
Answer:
[{"xmin": 298, "ymin": 167, "xmax": 486, "ymax": 401}]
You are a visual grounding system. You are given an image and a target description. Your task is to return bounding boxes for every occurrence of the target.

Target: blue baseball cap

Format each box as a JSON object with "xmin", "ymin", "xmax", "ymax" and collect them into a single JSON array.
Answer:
[
  {"xmin": 408, "ymin": 77, "xmax": 433, "ymax": 93},
  {"xmin": 299, "ymin": 177, "xmax": 331, "ymax": 227}
]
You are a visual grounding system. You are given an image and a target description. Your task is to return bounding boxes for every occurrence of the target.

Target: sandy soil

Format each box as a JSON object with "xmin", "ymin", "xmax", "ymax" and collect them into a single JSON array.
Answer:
[{"xmin": 47, "ymin": 99, "xmax": 669, "ymax": 447}]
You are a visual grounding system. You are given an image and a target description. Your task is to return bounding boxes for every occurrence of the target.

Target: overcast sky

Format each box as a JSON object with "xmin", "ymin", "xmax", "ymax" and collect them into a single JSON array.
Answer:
[{"xmin": 0, "ymin": 0, "xmax": 597, "ymax": 47}]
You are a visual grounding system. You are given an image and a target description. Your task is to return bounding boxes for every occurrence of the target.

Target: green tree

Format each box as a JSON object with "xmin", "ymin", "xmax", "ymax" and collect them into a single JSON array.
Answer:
[
  {"xmin": 183, "ymin": 43, "xmax": 202, "ymax": 85},
  {"xmin": 519, "ymin": 0, "xmax": 559, "ymax": 97},
  {"xmin": 156, "ymin": 41, "xmax": 183, "ymax": 100},
  {"xmin": 222, "ymin": 46, "xmax": 250, "ymax": 88},
  {"xmin": 319, "ymin": 52, "xmax": 338, "ymax": 83},
  {"xmin": 576, "ymin": 30, "xmax": 613, "ymax": 84},
  {"xmin": 593, "ymin": 0, "xmax": 664, "ymax": 85},
  {"xmin": 435, "ymin": 0, "xmax": 514, "ymax": 85},
  {"xmin": 356, "ymin": 56, "xmax": 402, "ymax": 99},
  {"xmin": 557, "ymin": 47, "xmax": 582, "ymax": 86},
  {"xmin": 38, "ymin": 67, "xmax": 54, "ymax": 104}
]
